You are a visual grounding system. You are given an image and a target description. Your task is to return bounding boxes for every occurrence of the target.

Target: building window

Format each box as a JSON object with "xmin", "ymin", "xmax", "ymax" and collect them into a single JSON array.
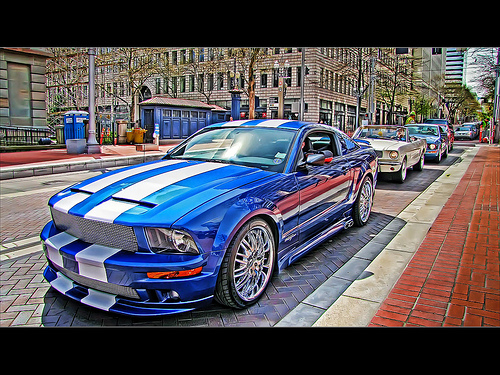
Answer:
[
  {"xmin": 208, "ymin": 73, "xmax": 214, "ymax": 91},
  {"xmin": 217, "ymin": 72, "xmax": 224, "ymax": 90},
  {"xmin": 180, "ymin": 76, "xmax": 186, "ymax": 92},
  {"xmin": 272, "ymin": 68, "xmax": 279, "ymax": 87},
  {"xmin": 319, "ymin": 99, "xmax": 333, "ymax": 125},
  {"xmin": 172, "ymin": 77, "xmax": 177, "ymax": 94},
  {"xmin": 198, "ymin": 73, "xmax": 204, "ymax": 91},
  {"xmin": 189, "ymin": 75, "xmax": 195, "ymax": 92},
  {"xmin": 285, "ymin": 67, "xmax": 292, "ymax": 87},
  {"xmin": 261, "ymin": 73, "xmax": 268, "ymax": 88},
  {"xmin": 7, "ymin": 62, "xmax": 32, "ymax": 126},
  {"xmin": 155, "ymin": 78, "xmax": 161, "ymax": 94},
  {"xmin": 296, "ymin": 67, "xmax": 301, "ymax": 87}
]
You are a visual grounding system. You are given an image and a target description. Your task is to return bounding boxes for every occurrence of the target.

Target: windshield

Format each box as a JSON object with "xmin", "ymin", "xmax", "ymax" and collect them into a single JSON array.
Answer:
[
  {"xmin": 424, "ymin": 119, "xmax": 447, "ymax": 125},
  {"xmin": 407, "ymin": 125, "xmax": 439, "ymax": 137},
  {"xmin": 457, "ymin": 126, "xmax": 472, "ymax": 131},
  {"xmin": 354, "ymin": 126, "xmax": 407, "ymax": 141},
  {"xmin": 168, "ymin": 127, "xmax": 296, "ymax": 172}
]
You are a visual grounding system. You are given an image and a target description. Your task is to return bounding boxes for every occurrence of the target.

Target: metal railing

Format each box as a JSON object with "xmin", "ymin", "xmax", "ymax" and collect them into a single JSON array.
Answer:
[{"xmin": 0, "ymin": 126, "xmax": 55, "ymax": 146}]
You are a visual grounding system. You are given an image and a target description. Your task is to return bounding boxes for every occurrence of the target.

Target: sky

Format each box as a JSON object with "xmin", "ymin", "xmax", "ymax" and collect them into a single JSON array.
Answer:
[{"xmin": 465, "ymin": 47, "xmax": 498, "ymax": 98}]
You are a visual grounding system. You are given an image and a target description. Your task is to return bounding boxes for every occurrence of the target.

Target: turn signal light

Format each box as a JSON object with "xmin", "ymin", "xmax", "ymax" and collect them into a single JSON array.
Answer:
[{"xmin": 147, "ymin": 267, "xmax": 202, "ymax": 279}]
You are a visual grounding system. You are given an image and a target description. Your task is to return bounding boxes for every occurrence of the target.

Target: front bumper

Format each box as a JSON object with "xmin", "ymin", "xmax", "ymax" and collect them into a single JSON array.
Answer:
[
  {"xmin": 41, "ymin": 221, "xmax": 222, "ymax": 316},
  {"xmin": 378, "ymin": 160, "xmax": 402, "ymax": 173},
  {"xmin": 424, "ymin": 148, "xmax": 441, "ymax": 159}
]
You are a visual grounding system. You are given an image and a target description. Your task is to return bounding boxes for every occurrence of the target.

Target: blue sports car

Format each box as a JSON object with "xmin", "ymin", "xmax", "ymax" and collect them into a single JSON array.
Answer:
[
  {"xmin": 406, "ymin": 124, "xmax": 448, "ymax": 162},
  {"xmin": 41, "ymin": 119, "xmax": 378, "ymax": 316}
]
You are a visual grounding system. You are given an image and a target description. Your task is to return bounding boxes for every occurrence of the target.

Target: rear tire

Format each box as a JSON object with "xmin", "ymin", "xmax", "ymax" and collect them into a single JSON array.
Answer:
[
  {"xmin": 353, "ymin": 176, "xmax": 373, "ymax": 227},
  {"xmin": 414, "ymin": 153, "xmax": 424, "ymax": 171}
]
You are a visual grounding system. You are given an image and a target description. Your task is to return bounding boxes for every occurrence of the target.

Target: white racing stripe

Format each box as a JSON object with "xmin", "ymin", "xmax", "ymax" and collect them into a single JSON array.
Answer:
[
  {"xmin": 51, "ymin": 272, "xmax": 75, "ymax": 294},
  {"xmin": 78, "ymin": 159, "xmax": 184, "ymax": 193},
  {"xmin": 45, "ymin": 232, "xmax": 79, "ymax": 268},
  {"xmin": 219, "ymin": 119, "xmax": 255, "ymax": 127},
  {"xmin": 81, "ymin": 289, "xmax": 117, "ymax": 311},
  {"xmin": 52, "ymin": 192, "xmax": 91, "ymax": 213},
  {"xmin": 256, "ymin": 119, "xmax": 291, "ymax": 128},
  {"xmin": 84, "ymin": 199, "xmax": 138, "ymax": 223},
  {"xmin": 75, "ymin": 244, "xmax": 121, "ymax": 282},
  {"xmin": 113, "ymin": 162, "xmax": 228, "ymax": 202}
]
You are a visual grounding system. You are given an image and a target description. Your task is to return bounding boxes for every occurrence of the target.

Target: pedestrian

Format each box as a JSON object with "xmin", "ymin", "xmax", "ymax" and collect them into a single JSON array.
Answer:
[{"xmin": 405, "ymin": 111, "xmax": 416, "ymax": 125}]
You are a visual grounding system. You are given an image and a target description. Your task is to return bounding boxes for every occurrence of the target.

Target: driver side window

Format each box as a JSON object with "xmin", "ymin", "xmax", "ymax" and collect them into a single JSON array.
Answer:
[{"xmin": 296, "ymin": 131, "xmax": 338, "ymax": 169}]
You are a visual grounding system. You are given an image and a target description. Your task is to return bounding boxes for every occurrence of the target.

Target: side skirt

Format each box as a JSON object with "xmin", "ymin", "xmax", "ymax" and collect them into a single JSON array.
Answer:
[{"xmin": 277, "ymin": 216, "xmax": 354, "ymax": 271}]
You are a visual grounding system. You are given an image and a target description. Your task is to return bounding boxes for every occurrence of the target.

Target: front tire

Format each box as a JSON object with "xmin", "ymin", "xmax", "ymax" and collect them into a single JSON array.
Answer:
[
  {"xmin": 214, "ymin": 218, "xmax": 275, "ymax": 309},
  {"xmin": 353, "ymin": 176, "xmax": 373, "ymax": 227},
  {"xmin": 394, "ymin": 158, "xmax": 407, "ymax": 183}
]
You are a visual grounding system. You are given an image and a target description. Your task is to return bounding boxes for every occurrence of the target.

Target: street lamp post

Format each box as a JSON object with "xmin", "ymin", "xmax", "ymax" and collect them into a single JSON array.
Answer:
[
  {"xmin": 229, "ymin": 57, "xmax": 243, "ymax": 120},
  {"xmin": 274, "ymin": 55, "xmax": 290, "ymax": 119},
  {"xmin": 86, "ymin": 48, "xmax": 101, "ymax": 154}
]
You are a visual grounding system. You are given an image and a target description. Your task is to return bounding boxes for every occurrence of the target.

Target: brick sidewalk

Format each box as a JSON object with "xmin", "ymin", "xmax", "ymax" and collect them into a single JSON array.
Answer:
[{"xmin": 369, "ymin": 145, "xmax": 500, "ymax": 327}]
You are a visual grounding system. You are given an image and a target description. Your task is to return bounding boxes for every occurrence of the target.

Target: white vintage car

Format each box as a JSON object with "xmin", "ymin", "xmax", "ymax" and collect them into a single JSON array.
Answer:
[{"xmin": 353, "ymin": 125, "xmax": 427, "ymax": 183}]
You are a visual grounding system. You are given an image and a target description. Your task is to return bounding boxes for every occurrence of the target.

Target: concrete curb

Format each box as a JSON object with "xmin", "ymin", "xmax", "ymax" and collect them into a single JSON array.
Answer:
[{"xmin": 0, "ymin": 153, "xmax": 165, "ymax": 180}]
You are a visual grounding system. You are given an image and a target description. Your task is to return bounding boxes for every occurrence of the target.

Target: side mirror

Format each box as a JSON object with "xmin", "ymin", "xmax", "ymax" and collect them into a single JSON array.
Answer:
[{"xmin": 306, "ymin": 153, "xmax": 326, "ymax": 166}]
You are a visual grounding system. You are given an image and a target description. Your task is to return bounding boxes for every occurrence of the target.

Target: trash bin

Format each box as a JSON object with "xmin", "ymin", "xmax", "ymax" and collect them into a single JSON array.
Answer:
[
  {"xmin": 55, "ymin": 125, "xmax": 65, "ymax": 144},
  {"xmin": 126, "ymin": 130, "xmax": 134, "ymax": 144},
  {"xmin": 117, "ymin": 120, "xmax": 128, "ymax": 144},
  {"xmin": 133, "ymin": 128, "xmax": 147, "ymax": 144}
]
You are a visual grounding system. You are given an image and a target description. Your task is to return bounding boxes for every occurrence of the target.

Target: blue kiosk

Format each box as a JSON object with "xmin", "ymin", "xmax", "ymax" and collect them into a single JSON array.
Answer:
[{"xmin": 139, "ymin": 96, "xmax": 229, "ymax": 143}]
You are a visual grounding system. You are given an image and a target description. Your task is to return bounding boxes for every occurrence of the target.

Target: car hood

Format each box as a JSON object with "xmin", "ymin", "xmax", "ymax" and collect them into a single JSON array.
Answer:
[
  {"xmin": 49, "ymin": 159, "xmax": 274, "ymax": 227},
  {"xmin": 359, "ymin": 138, "xmax": 404, "ymax": 151},
  {"xmin": 413, "ymin": 135, "xmax": 439, "ymax": 144}
]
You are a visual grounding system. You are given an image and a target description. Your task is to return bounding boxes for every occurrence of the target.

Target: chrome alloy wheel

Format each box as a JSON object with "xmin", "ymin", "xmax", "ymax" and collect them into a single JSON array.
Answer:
[
  {"xmin": 233, "ymin": 225, "xmax": 274, "ymax": 302},
  {"xmin": 358, "ymin": 179, "xmax": 373, "ymax": 223}
]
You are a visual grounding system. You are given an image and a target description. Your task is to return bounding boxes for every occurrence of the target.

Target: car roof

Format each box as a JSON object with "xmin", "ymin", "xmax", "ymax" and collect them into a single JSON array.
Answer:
[{"xmin": 207, "ymin": 119, "xmax": 315, "ymax": 131}]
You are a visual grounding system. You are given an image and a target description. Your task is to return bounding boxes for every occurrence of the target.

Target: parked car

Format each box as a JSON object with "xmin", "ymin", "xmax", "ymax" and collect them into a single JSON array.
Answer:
[
  {"xmin": 455, "ymin": 123, "xmax": 479, "ymax": 140},
  {"xmin": 353, "ymin": 125, "xmax": 426, "ymax": 183},
  {"xmin": 424, "ymin": 118, "xmax": 454, "ymax": 151},
  {"xmin": 406, "ymin": 124, "xmax": 448, "ymax": 163},
  {"xmin": 41, "ymin": 119, "xmax": 378, "ymax": 316}
]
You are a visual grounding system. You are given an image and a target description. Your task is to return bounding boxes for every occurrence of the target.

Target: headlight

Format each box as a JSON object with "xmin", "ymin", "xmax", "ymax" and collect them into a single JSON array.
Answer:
[
  {"xmin": 145, "ymin": 228, "xmax": 199, "ymax": 254},
  {"xmin": 429, "ymin": 144, "xmax": 437, "ymax": 150},
  {"xmin": 389, "ymin": 151, "xmax": 399, "ymax": 159}
]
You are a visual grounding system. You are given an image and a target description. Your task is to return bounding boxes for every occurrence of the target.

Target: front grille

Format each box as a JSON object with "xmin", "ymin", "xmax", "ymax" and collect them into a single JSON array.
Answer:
[
  {"xmin": 51, "ymin": 207, "xmax": 138, "ymax": 252},
  {"xmin": 54, "ymin": 264, "xmax": 140, "ymax": 300}
]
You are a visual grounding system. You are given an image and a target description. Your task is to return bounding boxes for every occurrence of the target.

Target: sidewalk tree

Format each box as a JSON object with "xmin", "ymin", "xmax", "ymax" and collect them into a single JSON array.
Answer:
[
  {"xmin": 45, "ymin": 47, "xmax": 89, "ymax": 127},
  {"xmin": 229, "ymin": 48, "xmax": 268, "ymax": 119},
  {"xmin": 375, "ymin": 49, "xmax": 415, "ymax": 124},
  {"xmin": 444, "ymin": 83, "xmax": 480, "ymax": 123}
]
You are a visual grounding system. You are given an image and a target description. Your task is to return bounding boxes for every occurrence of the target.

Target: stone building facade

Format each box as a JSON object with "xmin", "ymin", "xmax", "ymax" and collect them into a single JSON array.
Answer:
[{"xmin": 1, "ymin": 48, "xmax": 52, "ymax": 128}]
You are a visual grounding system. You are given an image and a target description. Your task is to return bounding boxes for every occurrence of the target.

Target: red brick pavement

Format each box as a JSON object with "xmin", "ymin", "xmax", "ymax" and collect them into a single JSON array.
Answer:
[{"xmin": 369, "ymin": 145, "xmax": 500, "ymax": 327}]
